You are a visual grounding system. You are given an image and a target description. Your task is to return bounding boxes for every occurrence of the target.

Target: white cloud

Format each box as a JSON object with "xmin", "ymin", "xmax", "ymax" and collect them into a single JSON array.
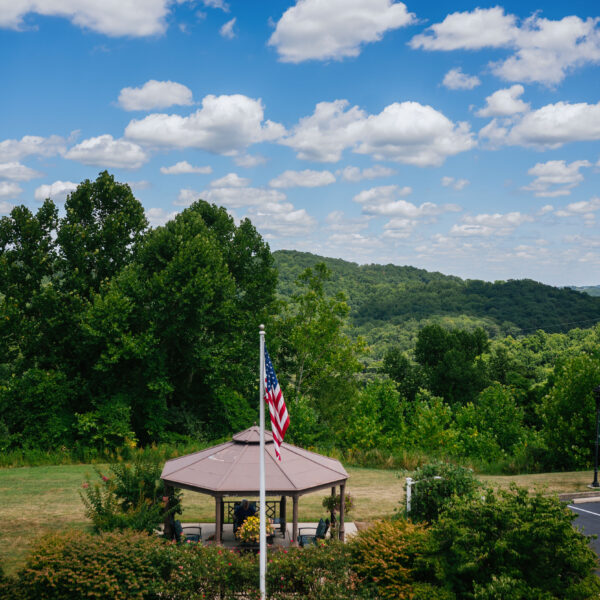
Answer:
[
  {"xmin": 160, "ymin": 161, "xmax": 212, "ymax": 175},
  {"xmin": 34, "ymin": 180, "xmax": 78, "ymax": 202},
  {"xmin": 234, "ymin": 154, "xmax": 267, "ymax": 168},
  {"xmin": 538, "ymin": 204, "xmax": 554, "ymax": 215},
  {"xmin": 451, "ymin": 211, "xmax": 533, "ymax": 236},
  {"xmin": 410, "ymin": 8, "xmax": 600, "ymax": 85},
  {"xmin": 326, "ymin": 211, "xmax": 370, "ymax": 233},
  {"xmin": 125, "ymin": 94, "xmax": 285, "ymax": 155},
  {"xmin": 523, "ymin": 159, "xmax": 591, "ymax": 197},
  {"xmin": 476, "ymin": 85, "xmax": 529, "ymax": 117},
  {"xmin": 269, "ymin": 169, "xmax": 335, "ymax": 188},
  {"xmin": 281, "ymin": 99, "xmax": 475, "ymax": 166},
  {"xmin": 201, "ymin": 0, "xmax": 229, "ymax": 11},
  {"xmin": 0, "ymin": 0, "xmax": 179, "ymax": 37},
  {"xmin": 0, "ymin": 200, "xmax": 14, "ymax": 215},
  {"xmin": 269, "ymin": 0, "xmax": 415, "ymax": 63},
  {"xmin": 353, "ymin": 184, "xmax": 460, "ymax": 219},
  {"xmin": 0, "ymin": 134, "xmax": 66, "ymax": 162},
  {"xmin": 246, "ymin": 202, "xmax": 317, "ymax": 237},
  {"xmin": 441, "ymin": 176, "xmax": 469, "ymax": 191},
  {"xmin": 442, "ymin": 68, "xmax": 480, "ymax": 90},
  {"xmin": 338, "ymin": 165, "xmax": 395, "ymax": 182},
  {"xmin": 382, "ymin": 217, "xmax": 417, "ymax": 238},
  {"xmin": 220, "ymin": 17, "xmax": 236, "ymax": 39},
  {"xmin": 146, "ymin": 207, "xmax": 178, "ymax": 227},
  {"xmin": 0, "ymin": 181, "xmax": 22, "ymax": 199},
  {"xmin": 0, "ymin": 161, "xmax": 42, "ymax": 181},
  {"xmin": 411, "ymin": 7, "xmax": 516, "ymax": 51},
  {"xmin": 118, "ymin": 80, "xmax": 193, "ymax": 111},
  {"xmin": 65, "ymin": 135, "xmax": 148, "ymax": 169},
  {"xmin": 210, "ymin": 173, "xmax": 250, "ymax": 188},
  {"xmin": 192, "ymin": 186, "xmax": 286, "ymax": 209},
  {"xmin": 555, "ymin": 197, "xmax": 600, "ymax": 219},
  {"xmin": 176, "ymin": 188, "xmax": 201, "ymax": 207}
]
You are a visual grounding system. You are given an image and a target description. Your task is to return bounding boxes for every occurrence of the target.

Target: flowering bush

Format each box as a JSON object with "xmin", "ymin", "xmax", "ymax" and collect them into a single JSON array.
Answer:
[{"xmin": 235, "ymin": 515, "xmax": 273, "ymax": 543}]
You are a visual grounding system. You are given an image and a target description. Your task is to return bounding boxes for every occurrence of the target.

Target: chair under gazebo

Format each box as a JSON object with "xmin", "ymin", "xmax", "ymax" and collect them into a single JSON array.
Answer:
[{"xmin": 161, "ymin": 426, "xmax": 349, "ymax": 544}]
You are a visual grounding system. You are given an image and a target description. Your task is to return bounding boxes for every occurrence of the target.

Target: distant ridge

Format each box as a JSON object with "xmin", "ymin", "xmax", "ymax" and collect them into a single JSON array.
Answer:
[
  {"xmin": 572, "ymin": 285, "xmax": 600, "ymax": 297},
  {"xmin": 273, "ymin": 250, "xmax": 600, "ymax": 348}
]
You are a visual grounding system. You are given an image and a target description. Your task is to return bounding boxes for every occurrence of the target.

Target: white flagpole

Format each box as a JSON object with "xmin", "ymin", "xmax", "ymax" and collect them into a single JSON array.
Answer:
[{"xmin": 259, "ymin": 324, "xmax": 267, "ymax": 600}]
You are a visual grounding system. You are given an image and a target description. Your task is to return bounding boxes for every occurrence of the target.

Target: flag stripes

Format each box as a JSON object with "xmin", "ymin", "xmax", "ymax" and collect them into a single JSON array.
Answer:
[{"xmin": 264, "ymin": 346, "xmax": 289, "ymax": 460}]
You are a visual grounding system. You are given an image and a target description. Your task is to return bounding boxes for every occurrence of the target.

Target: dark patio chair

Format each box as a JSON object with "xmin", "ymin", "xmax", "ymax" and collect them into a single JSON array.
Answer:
[
  {"xmin": 297, "ymin": 517, "xmax": 329, "ymax": 547},
  {"xmin": 181, "ymin": 525, "xmax": 202, "ymax": 543}
]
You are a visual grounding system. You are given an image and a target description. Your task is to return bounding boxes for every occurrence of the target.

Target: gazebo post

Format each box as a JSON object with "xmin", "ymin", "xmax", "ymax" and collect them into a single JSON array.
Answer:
[
  {"xmin": 330, "ymin": 486, "xmax": 336, "ymax": 526},
  {"xmin": 339, "ymin": 483, "xmax": 346, "ymax": 542},
  {"xmin": 280, "ymin": 496, "xmax": 286, "ymax": 535},
  {"xmin": 215, "ymin": 495, "xmax": 222, "ymax": 544},
  {"xmin": 292, "ymin": 495, "xmax": 299, "ymax": 545},
  {"xmin": 163, "ymin": 484, "xmax": 174, "ymax": 540}
]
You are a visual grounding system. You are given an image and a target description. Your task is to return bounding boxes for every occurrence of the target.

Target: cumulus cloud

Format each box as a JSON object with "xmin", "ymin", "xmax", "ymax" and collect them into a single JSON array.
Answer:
[
  {"xmin": 555, "ymin": 197, "xmax": 600, "ymax": 220},
  {"xmin": 246, "ymin": 202, "xmax": 317, "ymax": 236},
  {"xmin": 442, "ymin": 68, "xmax": 481, "ymax": 90},
  {"xmin": 0, "ymin": 161, "xmax": 42, "ymax": 181},
  {"xmin": 0, "ymin": 0, "xmax": 179, "ymax": 37},
  {"xmin": 160, "ymin": 161, "xmax": 212, "ymax": 175},
  {"xmin": 451, "ymin": 211, "xmax": 533, "ymax": 236},
  {"xmin": 441, "ymin": 176, "xmax": 469, "ymax": 191},
  {"xmin": 326, "ymin": 210, "xmax": 370, "ymax": 233},
  {"xmin": 118, "ymin": 80, "xmax": 193, "ymax": 111},
  {"xmin": 176, "ymin": 188, "xmax": 201, "ymax": 207},
  {"xmin": 210, "ymin": 173, "xmax": 250, "ymax": 188},
  {"xmin": 0, "ymin": 134, "xmax": 66, "ymax": 162},
  {"xmin": 281, "ymin": 99, "xmax": 475, "ymax": 166},
  {"xmin": 382, "ymin": 217, "xmax": 417, "ymax": 239},
  {"xmin": 476, "ymin": 85, "xmax": 529, "ymax": 117},
  {"xmin": 146, "ymin": 207, "xmax": 178, "ymax": 227},
  {"xmin": 269, "ymin": 0, "xmax": 415, "ymax": 63},
  {"xmin": 269, "ymin": 169, "xmax": 335, "ymax": 188},
  {"xmin": 523, "ymin": 159, "xmax": 591, "ymax": 197},
  {"xmin": 125, "ymin": 94, "xmax": 284, "ymax": 155},
  {"xmin": 0, "ymin": 200, "xmax": 14, "ymax": 215},
  {"xmin": 34, "ymin": 180, "xmax": 78, "ymax": 202},
  {"xmin": 353, "ymin": 184, "xmax": 460, "ymax": 219},
  {"xmin": 234, "ymin": 154, "xmax": 267, "ymax": 168},
  {"xmin": 201, "ymin": 0, "xmax": 229, "ymax": 11},
  {"xmin": 338, "ymin": 165, "xmax": 395, "ymax": 182},
  {"xmin": 65, "ymin": 135, "xmax": 148, "ymax": 169},
  {"xmin": 0, "ymin": 181, "xmax": 22, "ymax": 199},
  {"xmin": 410, "ymin": 8, "xmax": 600, "ymax": 85},
  {"xmin": 191, "ymin": 186, "xmax": 286, "ymax": 210},
  {"xmin": 220, "ymin": 17, "xmax": 236, "ymax": 39}
]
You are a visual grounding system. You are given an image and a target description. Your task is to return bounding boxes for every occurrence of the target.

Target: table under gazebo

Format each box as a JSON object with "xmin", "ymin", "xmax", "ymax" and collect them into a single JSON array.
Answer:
[{"xmin": 161, "ymin": 426, "xmax": 349, "ymax": 544}]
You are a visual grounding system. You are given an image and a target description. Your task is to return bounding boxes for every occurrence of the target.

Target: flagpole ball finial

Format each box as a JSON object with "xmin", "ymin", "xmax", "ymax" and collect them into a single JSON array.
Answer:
[{"xmin": 259, "ymin": 324, "xmax": 265, "ymax": 332}]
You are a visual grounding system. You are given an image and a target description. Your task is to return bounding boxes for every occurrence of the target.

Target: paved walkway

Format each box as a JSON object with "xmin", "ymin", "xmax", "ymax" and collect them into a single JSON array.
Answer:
[{"xmin": 181, "ymin": 522, "xmax": 358, "ymax": 549}]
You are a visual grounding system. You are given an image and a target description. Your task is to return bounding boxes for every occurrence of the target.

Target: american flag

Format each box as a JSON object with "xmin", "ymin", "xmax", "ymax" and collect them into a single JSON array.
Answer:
[{"xmin": 264, "ymin": 346, "xmax": 289, "ymax": 461}]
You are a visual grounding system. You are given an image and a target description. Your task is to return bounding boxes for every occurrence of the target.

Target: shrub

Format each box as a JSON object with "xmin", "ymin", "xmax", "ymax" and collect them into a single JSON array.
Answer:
[
  {"xmin": 430, "ymin": 485, "xmax": 600, "ymax": 599},
  {"xmin": 350, "ymin": 519, "xmax": 452, "ymax": 600},
  {"xmin": 403, "ymin": 461, "xmax": 480, "ymax": 523},
  {"xmin": 15, "ymin": 530, "xmax": 171, "ymax": 599}
]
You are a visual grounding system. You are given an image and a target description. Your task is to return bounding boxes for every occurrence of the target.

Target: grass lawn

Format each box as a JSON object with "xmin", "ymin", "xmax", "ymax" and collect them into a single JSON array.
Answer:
[{"xmin": 0, "ymin": 464, "xmax": 597, "ymax": 575}]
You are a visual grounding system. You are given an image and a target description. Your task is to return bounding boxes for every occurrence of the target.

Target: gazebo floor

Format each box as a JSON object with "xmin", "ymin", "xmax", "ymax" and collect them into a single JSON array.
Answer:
[{"xmin": 182, "ymin": 522, "xmax": 357, "ymax": 549}]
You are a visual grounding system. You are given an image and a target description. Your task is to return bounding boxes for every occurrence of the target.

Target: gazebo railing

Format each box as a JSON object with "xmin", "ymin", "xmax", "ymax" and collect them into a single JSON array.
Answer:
[{"xmin": 221, "ymin": 499, "xmax": 286, "ymax": 535}]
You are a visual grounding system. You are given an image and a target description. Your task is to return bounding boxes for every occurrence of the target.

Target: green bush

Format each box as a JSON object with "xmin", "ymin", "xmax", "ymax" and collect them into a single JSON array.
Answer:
[
  {"xmin": 404, "ymin": 461, "xmax": 480, "ymax": 523},
  {"xmin": 350, "ymin": 519, "xmax": 452, "ymax": 600},
  {"xmin": 430, "ymin": 485, "xmax": 600, "ymax": 599},
  {"xmin": 15, "ymin": 530, "xmax": 171, "ymax": 599}
]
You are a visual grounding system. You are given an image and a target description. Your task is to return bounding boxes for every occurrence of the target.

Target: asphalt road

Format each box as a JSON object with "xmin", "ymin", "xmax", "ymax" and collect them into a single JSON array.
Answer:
[{"xmin": 568, "ymin": 502, "xmax": 600, "ymax": 558}]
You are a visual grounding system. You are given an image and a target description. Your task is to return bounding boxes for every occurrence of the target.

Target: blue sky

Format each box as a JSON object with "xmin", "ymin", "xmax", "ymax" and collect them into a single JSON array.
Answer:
[{"xmin": 1, "ymin": 1, "xmax": 599, "ymax": 286}]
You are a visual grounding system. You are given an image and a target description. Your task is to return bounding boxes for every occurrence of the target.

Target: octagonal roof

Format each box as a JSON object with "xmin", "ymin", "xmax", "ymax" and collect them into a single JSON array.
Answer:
[{"xmin": 161, "ymin": 426, "xmax": 348, "ymax": 496}]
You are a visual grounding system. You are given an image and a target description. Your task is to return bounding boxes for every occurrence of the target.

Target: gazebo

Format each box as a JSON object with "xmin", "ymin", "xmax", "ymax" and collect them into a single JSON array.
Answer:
[{"xmin": 161, "ymin": 426, "xmax": 349, "ymax": 544}]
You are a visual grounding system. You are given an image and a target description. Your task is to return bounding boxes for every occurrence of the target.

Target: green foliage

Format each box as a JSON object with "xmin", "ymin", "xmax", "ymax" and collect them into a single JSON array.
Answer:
[
  {"xmin": 430, "ymin": 485, "xmax": 600, "ymax": 599},
  {"xmin": 80, "ymin": 454, "xmax": 180, "ymax": 533},
  {"xmin": 15, "ymin": 530, "xmax": 168, "ymax": 600},
  {"xmin": 542, "ymin": 354, "xmax": 600, "ymax": 470},
  {"xmin": 454, "ymin": 384, "xmax": 527, "ymax": 463},
  {"xmin": 405, "ymin": 461, "xmax": 480, "ymax": 523},
  {"xmin": 350, "ymin": 519, "xmax": 451, "ymax": 600}
]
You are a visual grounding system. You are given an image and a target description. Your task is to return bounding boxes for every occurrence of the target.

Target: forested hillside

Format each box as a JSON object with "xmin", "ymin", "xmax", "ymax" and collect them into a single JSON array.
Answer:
[{"xmin": 274, "ymin": 250, "xmax": 600, "ymax": 355}]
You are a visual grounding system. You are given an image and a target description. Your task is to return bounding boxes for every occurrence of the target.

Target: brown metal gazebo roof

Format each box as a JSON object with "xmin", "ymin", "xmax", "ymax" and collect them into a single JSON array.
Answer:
[{"xmin": 161, "ymin": 426, "xmax": 348, "ymax": 496}]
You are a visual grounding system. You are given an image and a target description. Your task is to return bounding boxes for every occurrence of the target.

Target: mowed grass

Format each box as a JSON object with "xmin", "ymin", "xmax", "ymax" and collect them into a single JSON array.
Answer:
[{"xmin": 0, "ymin": 464, "xmax": 597, "ymax": 575}]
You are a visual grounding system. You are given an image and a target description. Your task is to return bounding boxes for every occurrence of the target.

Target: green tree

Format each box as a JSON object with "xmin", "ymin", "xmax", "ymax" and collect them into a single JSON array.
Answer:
[
  {"xmin": 414, "ymin": 324, "xmax": 489, "ymax": 405},
  {"xmin": 381, "ymin": 347, "xmax": 421, "ymax": 401},
  {"xmin": 274, "ymin": 263, "xmax": 365, "ymax": 440}
]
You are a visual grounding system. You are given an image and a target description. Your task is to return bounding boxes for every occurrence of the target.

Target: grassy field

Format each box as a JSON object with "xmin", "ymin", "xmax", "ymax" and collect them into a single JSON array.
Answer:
[{"xmin": 0, "ymin": 464, "xmax": 597, "ymax": 575}]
